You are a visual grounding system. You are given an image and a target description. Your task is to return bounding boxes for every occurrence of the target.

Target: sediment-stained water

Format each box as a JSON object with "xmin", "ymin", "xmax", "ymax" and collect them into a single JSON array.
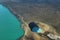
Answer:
[{"xmin": 0, "ymin": 4, "xmax": 24, "ymax": 40}]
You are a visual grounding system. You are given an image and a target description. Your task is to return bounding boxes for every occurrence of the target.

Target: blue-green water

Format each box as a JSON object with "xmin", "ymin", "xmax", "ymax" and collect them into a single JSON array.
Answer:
[{"xmin": 0, "ymin": 4, "xmax": 24, "ymax": 40}]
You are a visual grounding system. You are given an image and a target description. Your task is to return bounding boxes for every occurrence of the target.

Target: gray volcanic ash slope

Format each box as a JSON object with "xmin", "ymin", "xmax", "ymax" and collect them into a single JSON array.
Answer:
[{"xmin": 2, "ymin": 0, "xmax": 60, "ymax": 34}]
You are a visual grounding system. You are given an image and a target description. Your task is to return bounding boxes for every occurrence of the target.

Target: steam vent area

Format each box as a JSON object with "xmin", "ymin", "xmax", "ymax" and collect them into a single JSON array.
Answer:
[{"xmin": 1, "ymin": 0, "xmax": 60, "ymax": 40}]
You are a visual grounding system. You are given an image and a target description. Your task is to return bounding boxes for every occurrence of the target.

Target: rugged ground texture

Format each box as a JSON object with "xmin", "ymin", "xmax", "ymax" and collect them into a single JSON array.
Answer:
[
  {"xmin": 2, "ymin": 2, "xmax": 60, "ymax": 33},
  {"xmin": 1, "ymin": 1, "xmax": 60, "ymax": 40}
]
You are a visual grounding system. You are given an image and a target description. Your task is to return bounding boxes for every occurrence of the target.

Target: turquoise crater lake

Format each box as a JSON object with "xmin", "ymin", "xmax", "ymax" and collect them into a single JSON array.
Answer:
[{"xmin": 0, "ymin": 4, "xmax": 24, "ymax": 40}]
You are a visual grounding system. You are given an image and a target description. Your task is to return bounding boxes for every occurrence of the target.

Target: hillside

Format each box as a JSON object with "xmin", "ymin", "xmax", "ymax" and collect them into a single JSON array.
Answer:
[{"xmin": 2, "ymin": 2, "xmax": 60, "ymax": 34}]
